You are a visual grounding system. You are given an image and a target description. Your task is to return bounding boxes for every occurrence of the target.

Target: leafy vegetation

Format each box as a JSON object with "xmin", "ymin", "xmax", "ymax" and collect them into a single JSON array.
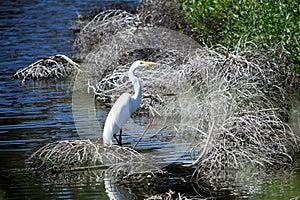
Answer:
[{"xmin": 180, "ymin": 0, "xmax": 300, "ymax": 68}]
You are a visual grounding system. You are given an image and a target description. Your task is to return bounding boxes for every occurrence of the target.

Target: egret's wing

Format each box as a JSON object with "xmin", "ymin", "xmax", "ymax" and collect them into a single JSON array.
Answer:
[{"xmin": 108, "ymin": 93, "xmax": 132, "ymax": 129}]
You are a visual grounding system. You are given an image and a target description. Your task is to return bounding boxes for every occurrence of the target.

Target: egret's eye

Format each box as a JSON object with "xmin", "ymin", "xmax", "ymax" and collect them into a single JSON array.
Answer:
[{"xmin": 140, "ymin": 62, "xmax": 143, "ymax": 65}]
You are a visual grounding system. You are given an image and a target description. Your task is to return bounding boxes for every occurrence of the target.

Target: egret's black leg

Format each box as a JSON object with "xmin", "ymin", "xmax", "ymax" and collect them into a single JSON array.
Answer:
[
  {"xmin": 113, "ymin": 133, "xmax": 122, "ymax": 146},
  {"xmin": 113, "ymin": 129, "xmax": 123, "ymax": 146},
  {"xmin": 119, "ymin": 129, "xmax": 122, "ymax": 146}
]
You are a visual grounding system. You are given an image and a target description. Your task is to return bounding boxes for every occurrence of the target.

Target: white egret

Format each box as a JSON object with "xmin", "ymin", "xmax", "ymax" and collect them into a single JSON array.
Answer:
[{"xmin": 103, "ymin": 61, "xmax": 157, "ymax": 146}]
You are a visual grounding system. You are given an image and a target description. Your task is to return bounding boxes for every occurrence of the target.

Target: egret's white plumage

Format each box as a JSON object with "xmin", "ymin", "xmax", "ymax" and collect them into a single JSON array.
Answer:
[{"xmin": 103, "ymin": 61, "xmax": 156, "ymax": 146}]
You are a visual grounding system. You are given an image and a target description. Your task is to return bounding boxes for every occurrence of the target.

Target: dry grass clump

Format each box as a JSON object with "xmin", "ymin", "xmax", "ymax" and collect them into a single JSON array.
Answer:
[
  {"xmin": 71, "ymin": 2, "xmax": 136, "ymax": 33},
  {"xmin": 75, "ymin": 22, "xmax": 199, "ymax": 108},
  {"xmin": 72, "ymin": 0, "xmax": 196, "ymax": 59},
  {"xmin": 175, "ymin": 44, "xmax": 299, "ymax": 189},
  {"xmin": 27, "ymin": 139, "xmax": 146, "ymax": 174},
  {"xmin": 95, "ymin": 48, "xmax": 185, "ymax": 105},
  {"xmin": 12, "ymin": 54, "xmax": 80, "ymax": 85},
  {"xmin": 145, "ymin": 189, "xmax": 191, "ymax": 200},
  {"xmin": 26, "ymin": 139, "xmax": 166, "ymax": 187},
  {"xmin": 73, "ymin": 10, "xmax": 141, "ymax": 58},
  {"xmin": 137, "ymin": 0, "xmax": 194, "ymax": 37}
]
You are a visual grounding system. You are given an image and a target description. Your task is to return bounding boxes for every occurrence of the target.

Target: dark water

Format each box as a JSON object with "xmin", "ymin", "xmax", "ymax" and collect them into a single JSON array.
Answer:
[
  {"xmin": 0, "ymin": 0, "xmax": 138, "ymax": 199},
  {"xmin": 0, "ymin": 0, "xmax": 300, "ymax": 199}
]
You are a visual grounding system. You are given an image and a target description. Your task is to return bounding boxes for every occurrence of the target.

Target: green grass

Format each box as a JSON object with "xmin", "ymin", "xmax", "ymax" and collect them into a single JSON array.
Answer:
[{"xmin": 180, "ymin": 0, "xmax": 300, "ymax": 66}]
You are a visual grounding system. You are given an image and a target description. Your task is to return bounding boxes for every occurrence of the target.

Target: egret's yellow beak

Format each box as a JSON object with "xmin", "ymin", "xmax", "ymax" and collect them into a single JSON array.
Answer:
[{"xmin": 143, "ymin": 61, "xmax": 157, "ymax": 65}]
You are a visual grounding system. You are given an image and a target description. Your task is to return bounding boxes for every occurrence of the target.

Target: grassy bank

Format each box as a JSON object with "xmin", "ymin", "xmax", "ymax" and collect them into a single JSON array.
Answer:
[{"xmin": 180, "ymin": 0, "xmax": 300, "ymax": 84}]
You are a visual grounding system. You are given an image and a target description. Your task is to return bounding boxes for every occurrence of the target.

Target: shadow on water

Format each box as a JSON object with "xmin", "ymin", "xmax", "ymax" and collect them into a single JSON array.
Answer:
[{"xmin": 1, "ymin": 0, "xmax": 300, "ymax": 199}]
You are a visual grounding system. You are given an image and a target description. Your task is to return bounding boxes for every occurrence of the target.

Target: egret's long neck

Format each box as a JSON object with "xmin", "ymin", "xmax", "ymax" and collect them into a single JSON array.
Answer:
[{"xmin": 129, "ymin": 69, "xmax": 142, "ymax": 108}]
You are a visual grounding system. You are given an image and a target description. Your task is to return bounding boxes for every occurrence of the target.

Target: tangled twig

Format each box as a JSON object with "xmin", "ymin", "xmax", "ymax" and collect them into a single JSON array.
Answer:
[
  {"xmin": 12, "ymin": 54, "xmax": 80, "ymax": 85},
  {"xmin": 27, "ymin": 139, "xmax": 151, "ymax": 176}
]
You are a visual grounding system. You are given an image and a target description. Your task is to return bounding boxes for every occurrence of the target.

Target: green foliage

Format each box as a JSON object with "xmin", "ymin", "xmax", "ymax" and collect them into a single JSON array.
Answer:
[{"xmin": 181, "ymin": 0, "xmax": 300, "ymax": 65}]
